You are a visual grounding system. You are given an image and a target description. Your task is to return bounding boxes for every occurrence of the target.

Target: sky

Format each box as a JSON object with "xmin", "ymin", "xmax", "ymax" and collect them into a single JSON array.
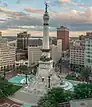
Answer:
[{"xmin": 0, "ymin": 0, "xmax": 92, "ymax": 37}]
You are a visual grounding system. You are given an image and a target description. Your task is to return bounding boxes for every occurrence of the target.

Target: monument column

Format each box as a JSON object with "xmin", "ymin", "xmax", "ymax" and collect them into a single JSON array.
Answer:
[
  {"xmin": 37, "ymin": 3, "xmax": 53, "ymax": 87},
  {"xmin": 41, "ymin": 3, "xmax": 51, "ymax": 58}
]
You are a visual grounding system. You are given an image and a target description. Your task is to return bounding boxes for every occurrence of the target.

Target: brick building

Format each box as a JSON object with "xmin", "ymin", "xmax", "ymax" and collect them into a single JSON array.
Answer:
[{"xmin": 57, "ymin": 26, "xmax": 69, "ymax": 51}]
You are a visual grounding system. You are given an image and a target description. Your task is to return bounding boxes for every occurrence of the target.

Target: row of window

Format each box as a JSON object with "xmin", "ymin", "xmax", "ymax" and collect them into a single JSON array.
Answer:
[
  {"xmin": 71, "ymin": 60, "xmax": 84, "ymax": 62},
  {"xmin": 70, "ymin": 62, "xmax": 84, "ymax": 65},
  {"xmin": 86, "ymin": 59, "xmax": 92, "ymax": 63},
  {"xmin": 85, "ymin": 52, "xmax": 92, "ymax": 54},
  {"xmin": 70, "ymin": 52, "xmax": 84, "ymax": 54},
  {"xmin": 70, "ymin": 56, "xmax": 84, "ymax": 58},
  {"xmin": 70, "ymin": 50, "xmax": 83, "ymax": 52},
  {"xmin": 70, "ymin": 54, "xmax": 84, "ymax": 56},
  {"xmin": 70, "ymin": 60, "xmax": 84, "ymax": 62}
]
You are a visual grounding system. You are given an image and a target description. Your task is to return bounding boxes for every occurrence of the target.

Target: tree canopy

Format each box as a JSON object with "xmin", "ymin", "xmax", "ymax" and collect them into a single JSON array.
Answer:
[
  {"xmin": 38, "ymin": 83, "xmax": 92, "ymax": 107},
  {"xmin": 74, "ymin": 83, "xmax": 92, "ymax": 99},
  {"xmin": 38, "ymin": 87, "xmax": 73, "ymax": 107}
]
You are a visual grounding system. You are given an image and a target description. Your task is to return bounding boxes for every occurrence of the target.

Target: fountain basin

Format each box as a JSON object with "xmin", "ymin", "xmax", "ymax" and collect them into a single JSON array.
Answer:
[{"xmin": 56, "ymin": 80, "xmax": 74, "ymax": 91}]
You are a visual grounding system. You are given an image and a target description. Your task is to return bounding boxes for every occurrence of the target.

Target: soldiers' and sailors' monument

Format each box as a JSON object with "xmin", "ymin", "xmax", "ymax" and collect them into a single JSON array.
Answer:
[
  {"xmin": 28, "ymin": 3, "xmax": 60, "ymax": 92},
  {"xmin": 13, "ymin": 3, "xmax": 73, "ymax": 105},
  {"xmin": 25, "ymin": 3, "xmax": 73, "ymax": 94}
]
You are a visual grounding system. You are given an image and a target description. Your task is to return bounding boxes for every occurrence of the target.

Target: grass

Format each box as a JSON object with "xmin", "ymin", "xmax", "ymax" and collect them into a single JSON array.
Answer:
[
  {"xmin": 66, "ymin": 75, "xmax": 76, "ymax": 80},
  {"xmin": 0, "ymin": 78, "xmax": 22, "ymax": 99},
  {"xmin": 10, "ymin": 85, "xmax": 22, "ymax": 93}
]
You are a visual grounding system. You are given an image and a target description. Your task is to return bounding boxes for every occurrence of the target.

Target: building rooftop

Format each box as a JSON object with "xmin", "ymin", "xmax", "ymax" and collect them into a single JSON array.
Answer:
[
  {"xmin": 17, "ymin": 31, "xmax": 30, "ymax": 38},
  {"xmin": 57, "ymin": 26, "xmax": 69, "ymax": 30},
  {"xmin": 70, "ymin": 40, "xmax": 84, "ymax": 49},
  {"xmin": 0, "ymin": 36, "xmax": 7, "ymax": 43}
]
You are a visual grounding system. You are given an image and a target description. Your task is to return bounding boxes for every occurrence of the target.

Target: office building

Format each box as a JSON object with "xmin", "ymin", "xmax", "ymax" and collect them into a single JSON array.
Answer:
[
  {"xmin": 51, "ymin": 39, "xmax": 62, "ymax": 63},
  {"xmin": 0, "ymin": 36, "xmax": 15, "ymax": 71},
  {"xmin": 16, "ymin": 32, "xmax": 56, "ymax": 61},
  {"xmin": 17, "ymin": 31, "xmax": 30, "ymax": 50},
  {"xmin": 28, "ymin": 46, "xmax": 42, "ymax": 66},
  {"xmin": 84, "ymin": 33, "xmax": 92, "ymax": 69},
  {"xmin": 16, "ymin": 31, "xmax": 30, "ymax": 60},
  {"xmin": 57, "ymin": 26, "xmax": 69, "ymax": 51},
  {"xmin": 70, "ymin": 40, "xmax": 84, "ymax": 67},
  {"xmin": 70, "ymin": 32, "xmax": 92, "ymax": 69},
  {"xmin": 28, "ymin": 39, "xmax": 62, "ymax": 66}
]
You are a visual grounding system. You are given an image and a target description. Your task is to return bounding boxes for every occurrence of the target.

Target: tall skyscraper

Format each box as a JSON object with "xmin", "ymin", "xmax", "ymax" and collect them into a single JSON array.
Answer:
[
  {"xmin": 16, "ymin": 31, "xmax": 30, "ymax": 60},
  {"xmin": 57, "ymin": 26, "xmax": 69, "ymax": 51},
  {"xmin": 17, "ymin": 31, "xmax": 30, "ymax": 50}
]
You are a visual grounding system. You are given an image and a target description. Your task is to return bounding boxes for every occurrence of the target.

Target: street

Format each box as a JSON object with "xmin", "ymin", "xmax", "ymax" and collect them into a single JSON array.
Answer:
[{"xmin": 55, "ymin": 59, "xmax": 72, "ymax": 76}]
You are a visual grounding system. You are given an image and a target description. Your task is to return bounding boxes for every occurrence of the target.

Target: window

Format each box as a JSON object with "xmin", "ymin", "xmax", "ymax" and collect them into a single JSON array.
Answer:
[
  {"xmin": 87, "ymin": 52, "xmax": 90, "ymax": 54},
  {"xmin": 87, "ymin": 47, "xmax": 90, "ymax": 50},
  {"xmin": 87, "ymin": 44, "xmax": 90, "ymax": 47},
  {"xmin": 88, "ymin": 59, "xmax": 90, "ymax": 63}
]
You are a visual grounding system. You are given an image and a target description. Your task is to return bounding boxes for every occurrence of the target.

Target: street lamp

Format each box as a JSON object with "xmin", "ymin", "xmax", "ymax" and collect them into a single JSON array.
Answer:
[
  {"xmin": 3, "ymin": 69, "xmax": 6, "ymax": 80},
  {"xmin": 59, "ymin": 63, "xmax": 62, "ymax": 74},
  {"xmin": 48, "ymin": 75, "xmax": 50, "ymax": 88},
  {"xmin": 25, "ymin": 73, "xmax": 27, "ymax": 84}
]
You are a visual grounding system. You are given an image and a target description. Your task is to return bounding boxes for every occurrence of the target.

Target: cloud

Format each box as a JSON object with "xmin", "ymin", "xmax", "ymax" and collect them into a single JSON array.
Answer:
[
  {"xmin": 0, "ymin": 14, "xmax": 42, "ymax": 30},
  {"xmin": 86, "ymin": 7, "xmax": 92, "ymax": 20},
  {"xmin": 52, "ymin": 0, "xmax": 91, "ymax": 8},
  {"xmin": 1, "ymin": 29, "xmax": 87, "ymax": 37},
  {"xmin": 2, "ymin": 29, "xmax": 57, "ymax": 37},
  {"xmin": 49, "ymin": 7, "xmax": 92, "ymax": 31},
  {"xmin": 57, "ymin": 0, "xmax": 77, "ymax": 6},
  {"xmin": 70, "ymin": 31, "xmax": 86, "ymax": 37},
  {"xmin": 0, "ymin": 0, "xmax": 91, "ymax": 37},
  {"xmin": 0, "ymin": 5, "xmax": 92, "ymax": 35},
  {"xmin": 58, "ymin": 0, "xmax": 70, "ymax": 3},
  {"xmin": 0, "ymin": 7, "xmax": 27, "ymax": 18},
  {"xmin": 24, "ymin": 7, "xmax": 44, "ymax": 14}
]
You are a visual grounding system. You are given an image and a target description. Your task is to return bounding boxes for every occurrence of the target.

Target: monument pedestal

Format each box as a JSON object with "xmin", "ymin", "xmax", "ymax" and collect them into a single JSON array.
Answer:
[
  {"xmin": 37, "ymin": 60, "xmax": 53, "ymax": 87},
  {"xmin": 37, "ymin": 60, "xmax": 60, "ymax": 88}
]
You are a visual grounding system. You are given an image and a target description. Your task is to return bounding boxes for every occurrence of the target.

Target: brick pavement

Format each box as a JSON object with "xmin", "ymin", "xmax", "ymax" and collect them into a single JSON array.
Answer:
[{"xmin": 0, "ymin": 98, "xmax": 22, "ymax": 107}]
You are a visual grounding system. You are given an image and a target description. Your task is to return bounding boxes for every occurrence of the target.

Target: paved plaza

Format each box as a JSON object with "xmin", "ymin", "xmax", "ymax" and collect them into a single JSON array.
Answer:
[
  {"xmin": 0, "ymin": 98, "xmax": 22, "ymax": 107},
  {"xmin": 10, "ymin": 90, "xmax": 40, "ymax": 106}
]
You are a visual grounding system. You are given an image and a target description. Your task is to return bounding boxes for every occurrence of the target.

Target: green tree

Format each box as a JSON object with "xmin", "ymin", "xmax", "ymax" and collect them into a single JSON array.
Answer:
[
  {"xmin": 38, "ymin": 87, "xmax": 72, "ymax": 107},
  {"xmin": 74, "ymin": 65, "xmax": 81, "ymax": 73},
  {"xmin": 74, "ymin": 83, "xmax": 92, "ymax": 99},
  {"xmin": 80, "ymin": 67, "xmax": 91, "ymax": 82},
  {"xmin": 20, "ymin": 65, "xmax": 27, "ymax": 73},
  {"xmin": 0, "ymin": 77, "xmax": 7, "ymax": 100}
]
